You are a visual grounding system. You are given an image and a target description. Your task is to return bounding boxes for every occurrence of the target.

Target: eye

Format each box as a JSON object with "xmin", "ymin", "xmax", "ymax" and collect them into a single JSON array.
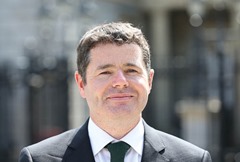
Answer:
[
  {"xmin": 126, "ymin": 69, "xmax": 138, "ymax": 73},
  {"xmin": 99, "ymin": 71, "xmax": 112, "ymax": 75}
]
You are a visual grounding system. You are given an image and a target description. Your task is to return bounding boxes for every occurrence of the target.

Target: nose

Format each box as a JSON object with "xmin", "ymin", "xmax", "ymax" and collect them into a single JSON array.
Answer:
[{"xmin": 112, "ymin": 70, "xmax": 129, "ymax": 88}]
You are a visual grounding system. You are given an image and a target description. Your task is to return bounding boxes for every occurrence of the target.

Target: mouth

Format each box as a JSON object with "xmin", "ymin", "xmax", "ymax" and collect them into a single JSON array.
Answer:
[{"xmin": 106, "ymin": 94, "xmax": 134, "ymax": 101}]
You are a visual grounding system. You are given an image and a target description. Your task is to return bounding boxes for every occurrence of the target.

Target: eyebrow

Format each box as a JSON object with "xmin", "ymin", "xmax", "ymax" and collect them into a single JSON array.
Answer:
[
  {"xmin": 124, "ymin": 63, "xmax": 139, "ymax": 68},
  {"xmin": 96, "ymin": 64, "xmax": 114, "ymax": 70},
  {"xmin": 96, "ymin": 63, "xmax": 139, "ymax": 71}
]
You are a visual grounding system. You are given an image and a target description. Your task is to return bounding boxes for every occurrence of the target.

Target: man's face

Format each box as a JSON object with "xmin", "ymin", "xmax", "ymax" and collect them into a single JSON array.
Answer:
[{"xmin": 75, "ymin": 43, "xmax": 154, "ymax": 123}]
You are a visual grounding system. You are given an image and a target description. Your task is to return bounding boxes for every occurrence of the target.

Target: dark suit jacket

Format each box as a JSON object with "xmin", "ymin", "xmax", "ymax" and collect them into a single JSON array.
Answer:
[{"xmin": 19, "ymin": 120, "xmax": 212, "ymax": 162}]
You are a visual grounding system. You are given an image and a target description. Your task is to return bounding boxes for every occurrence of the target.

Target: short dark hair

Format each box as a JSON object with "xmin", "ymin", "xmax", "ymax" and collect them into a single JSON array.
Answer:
[{"xmin": 76, "ymin": 22, "xmax": 151, "ymax": 84}]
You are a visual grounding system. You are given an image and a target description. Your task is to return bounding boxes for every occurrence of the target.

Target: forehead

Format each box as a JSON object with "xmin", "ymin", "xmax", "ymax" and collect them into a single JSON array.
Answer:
[{"xmin": 89, "ymin": 43, "xmax": 143, "ymax": 65}]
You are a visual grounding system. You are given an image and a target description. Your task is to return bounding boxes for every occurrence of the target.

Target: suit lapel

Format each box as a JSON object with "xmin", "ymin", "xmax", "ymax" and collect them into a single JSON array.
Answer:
[
  {"xmin": 141, "ymin": 121, "xmax": 170, "ymax": 162},
  {"xmin": 62, "ymin": 119, "xmax": 95, "ymax": 162},
  {"xmin": 62, "ymin": 119, "xmax": 170, "ymax": 162}
]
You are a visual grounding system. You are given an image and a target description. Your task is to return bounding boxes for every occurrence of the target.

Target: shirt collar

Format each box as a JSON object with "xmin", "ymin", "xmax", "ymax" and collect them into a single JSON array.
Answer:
[
  {"xmin": 88, "ymin": 118, "xmax": 114, "ymax": 156},
  {"xmin": 120, "ymin": 118, "xmax": 144, "ymax": 155},
  {"xmin": 88, "ymin": 118, "xmax": 144, "ymax": 156}
]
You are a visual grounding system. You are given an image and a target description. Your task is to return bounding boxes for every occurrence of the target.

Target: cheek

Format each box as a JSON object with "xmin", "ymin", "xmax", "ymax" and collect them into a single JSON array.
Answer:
[
  {"xmin": 92, "ymin": 79, "xmax": 107, "ymax": 90},
  {"xmin": 134, "ymin": 78, "xmax": 151, "ymax": 91},
  {"xmin": 88, "ymin": 80, "xmax": 108, "ymax": 98}
]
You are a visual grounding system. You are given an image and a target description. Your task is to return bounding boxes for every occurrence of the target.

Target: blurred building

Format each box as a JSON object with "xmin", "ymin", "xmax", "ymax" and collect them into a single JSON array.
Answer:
[{"xmin": 0, "ymin": 0, "xmax": 240, "ymax": 161}]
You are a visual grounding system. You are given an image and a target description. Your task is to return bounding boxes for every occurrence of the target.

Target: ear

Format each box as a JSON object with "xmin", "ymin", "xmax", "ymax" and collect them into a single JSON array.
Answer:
[
  {"xmin": 75, "ymin": 71, "xmax": 86, "ymax": 98},
  {"xmin": 148, "ymin": 69, "xmax": 154, "ymax": 91}
]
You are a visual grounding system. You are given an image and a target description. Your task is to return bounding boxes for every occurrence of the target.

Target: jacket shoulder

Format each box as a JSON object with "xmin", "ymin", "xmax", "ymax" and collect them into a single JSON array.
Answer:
[
  {"xmin": 19, "ymin": 128, "xmax": 78, "ymax": 161},
  {"xmin": 159, "ymin": 130, "xmax": 207, "ymax": 158},
  {"xmin": 144, "ymin": 122, "xmax": 212, "ymax": 161}
]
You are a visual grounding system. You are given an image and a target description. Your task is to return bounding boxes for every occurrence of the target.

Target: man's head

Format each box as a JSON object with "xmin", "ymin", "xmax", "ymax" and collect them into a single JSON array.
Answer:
[
  {"xmin": 76, "ymin": 22, "xmax": 151, "ymax": 85},
  {"xmin": 75, "ymin": 22, "xmax": 154, "ymax": 135}
]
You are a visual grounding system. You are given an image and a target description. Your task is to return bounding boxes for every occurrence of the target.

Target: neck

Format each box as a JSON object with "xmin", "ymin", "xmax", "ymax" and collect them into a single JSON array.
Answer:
[{"xmin": 91, "ymin": 116, "xmax": 141, "ymax": 139}]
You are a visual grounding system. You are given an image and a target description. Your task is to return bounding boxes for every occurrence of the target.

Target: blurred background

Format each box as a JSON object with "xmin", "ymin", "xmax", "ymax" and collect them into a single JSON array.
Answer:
[{"xmin": 0, "ymin": 0, "xmax": 240, "ymax": 161}]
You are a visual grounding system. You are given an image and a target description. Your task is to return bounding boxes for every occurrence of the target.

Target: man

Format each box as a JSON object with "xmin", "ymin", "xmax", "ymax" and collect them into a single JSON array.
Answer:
[{"xmin": 19, "ymin": 22, "xmax": 212, "ymax": 162}]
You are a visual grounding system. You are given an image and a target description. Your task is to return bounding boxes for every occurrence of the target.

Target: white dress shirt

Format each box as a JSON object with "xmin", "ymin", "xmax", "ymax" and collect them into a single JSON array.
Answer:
[{"xmin": 88, "ymin": 118, "xmax": 144, "ymax": 162}]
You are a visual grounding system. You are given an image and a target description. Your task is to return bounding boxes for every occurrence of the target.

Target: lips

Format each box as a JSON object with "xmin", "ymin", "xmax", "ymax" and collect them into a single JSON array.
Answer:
[{"xmin": 106, "ymin": 93, "xmax": 134, "ymax": 100}]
